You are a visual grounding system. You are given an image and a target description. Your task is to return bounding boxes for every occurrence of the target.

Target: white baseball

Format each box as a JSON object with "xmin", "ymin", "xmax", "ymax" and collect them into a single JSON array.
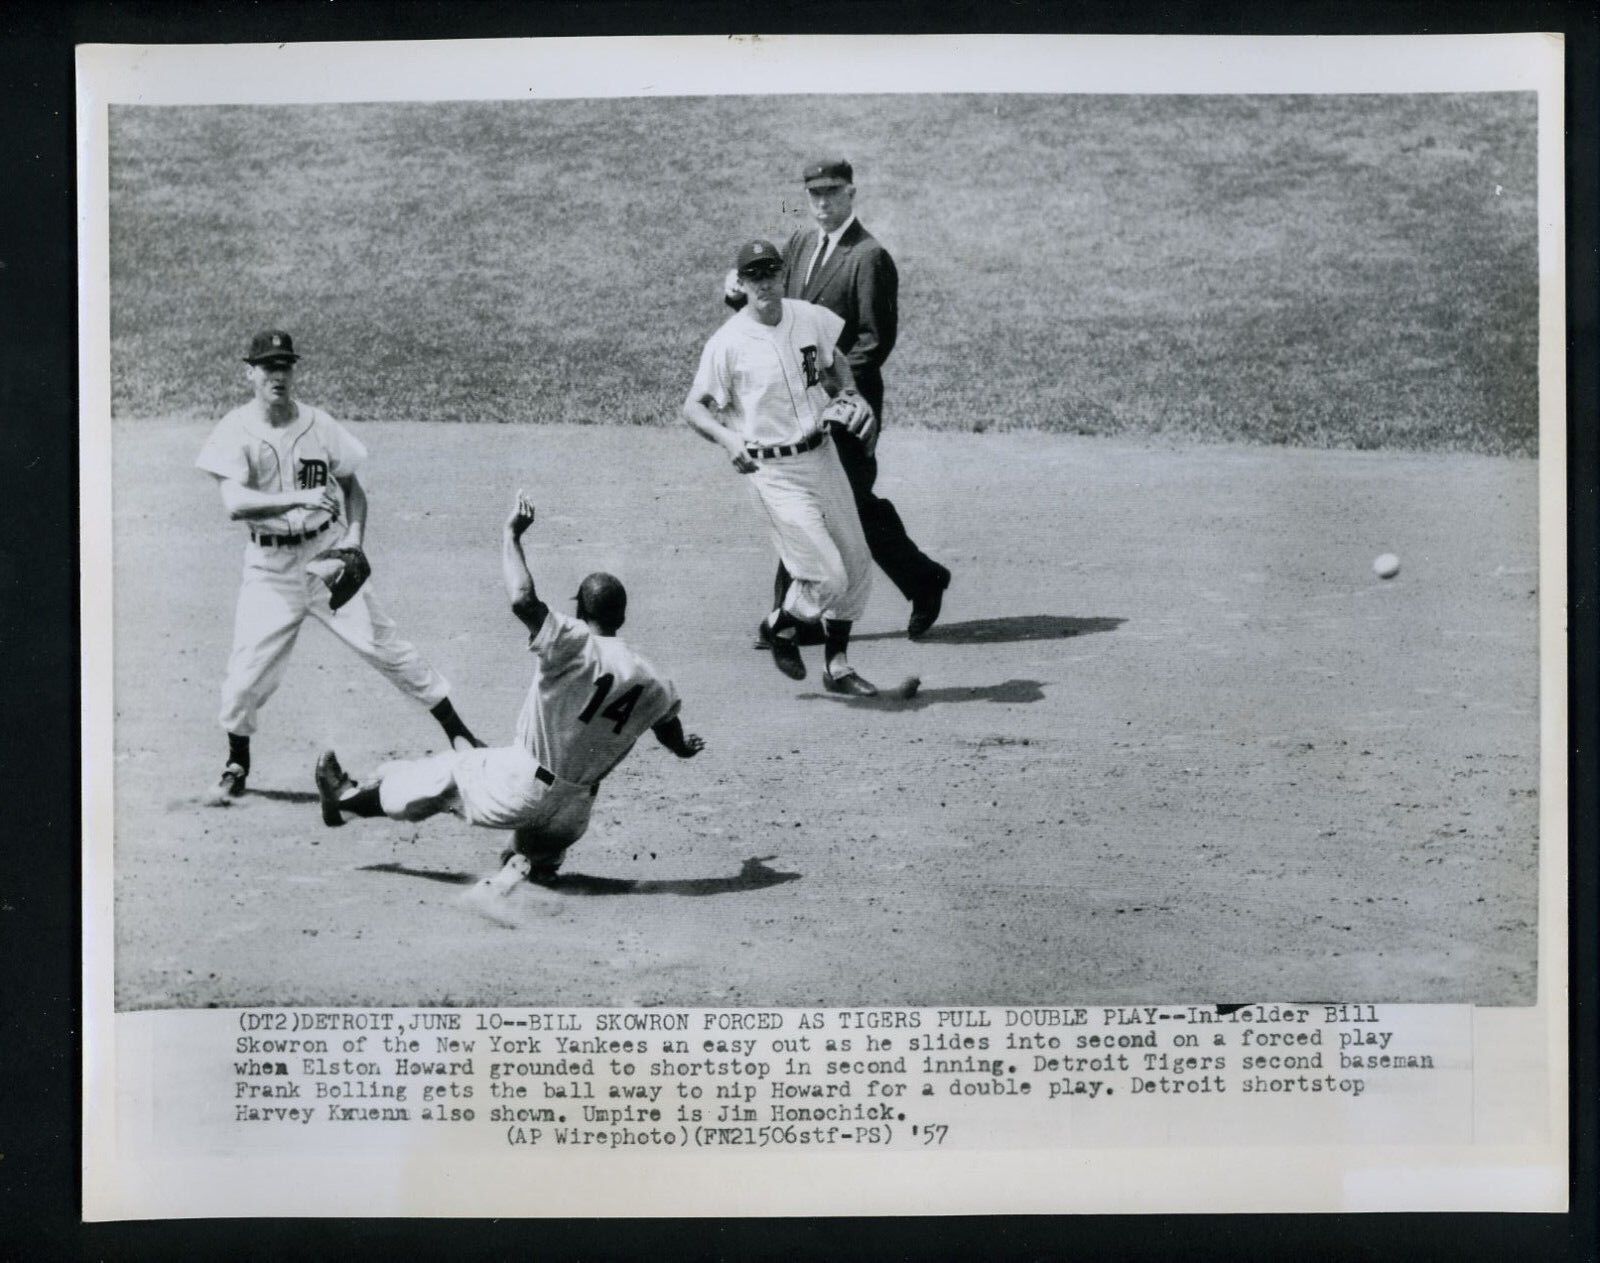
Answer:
[{"xmin": 1373, "ymin": 553, "xmax": 1401, "ymax": 579}]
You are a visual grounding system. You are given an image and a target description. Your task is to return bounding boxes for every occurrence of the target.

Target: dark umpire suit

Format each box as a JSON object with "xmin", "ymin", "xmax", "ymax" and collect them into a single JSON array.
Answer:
[{"xmin": 773, "ymin": 199, "xmax": 951, "ymax": 632}]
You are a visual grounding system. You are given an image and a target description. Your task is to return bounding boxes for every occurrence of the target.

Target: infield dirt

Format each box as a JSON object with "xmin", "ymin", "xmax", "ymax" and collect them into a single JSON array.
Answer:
[{"xmin": 112, "ymin": 421, "xmax": 1538, "ymax": 1009}]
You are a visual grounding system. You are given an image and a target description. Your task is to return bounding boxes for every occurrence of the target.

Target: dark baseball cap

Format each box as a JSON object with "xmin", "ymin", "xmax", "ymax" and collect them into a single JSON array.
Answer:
[
  {"xmin": 735, "ymin": 239, "xmax": 783, "ymax": 276},
  {"xmin": 803, "ymin": 158, "xmax": 853, "ymax": 188},
  {"xmin": 244, "ymin": 329, "xmax": 300, "ymax": 364}
]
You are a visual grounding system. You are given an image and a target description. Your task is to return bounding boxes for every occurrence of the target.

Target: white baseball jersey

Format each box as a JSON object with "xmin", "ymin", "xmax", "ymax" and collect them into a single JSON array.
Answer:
[
  {"xmin": 197, "ymin": 398, "xmax": 447, "ymax": 737},
  {"xmin": 689, "ymin": 299, "xmax": 846, "ymax": 447},
  {"xmin": 515, "ymin": 610, "xmax": 680, "ymax": 786},
  {"xmin": 195, "ymin": 402, "xmax": 366, "ymax": 535}
]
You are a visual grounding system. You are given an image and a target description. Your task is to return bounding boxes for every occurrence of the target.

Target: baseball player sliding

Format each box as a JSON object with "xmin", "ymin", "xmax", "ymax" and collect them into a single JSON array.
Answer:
[
  {"xmin": 196, "ymin": 330, "xmax": 481, "ymax": 806},
  {"xmin": 313, "ymin": 490, "xmax": 703, "ymax": 897},
  {"xmin": 684, "ymin": 239, "xmax": 879, "ymax": 697}
]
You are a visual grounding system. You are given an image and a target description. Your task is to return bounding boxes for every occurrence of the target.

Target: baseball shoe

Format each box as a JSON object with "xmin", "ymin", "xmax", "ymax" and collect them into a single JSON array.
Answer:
[
  {"xmin": 499, "ymin": 848, "xmax": 563, "ymax": 887},
  {"xmin": 203, "ymin": 762, "xmax": 248, "ymax": 806},
  {"xmin": 462, "ymin": 852, "xmax": 533, "ymax": 927},
  {"xmin": 314, "ymin": 750, "xmax": 354, "ymax": 828},
  {"xmin": 907, "ymin": 565, "xmax": 952, "ymax": 641},
  {"xmin": 751, "ymin": 624, "xmax": 825, "ymax": 648},
  {"xmin": 756, "ymin": 619, "xmax": 807, "ymax": 681},
  {"xmin": 485, "ymin": 851, "xmax": 533, "ymax": 892},
  {"xmin": 823, "ymin": 665, "xmax": 878, "ymax": 698}
]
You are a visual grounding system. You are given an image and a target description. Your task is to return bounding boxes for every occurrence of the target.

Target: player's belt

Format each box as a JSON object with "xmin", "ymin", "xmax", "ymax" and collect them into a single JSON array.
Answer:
[
  {"xmin": 746, "ymin": 430, "xmax": 827, "ymax": 460},
  {"xmin": 251, "ymin": 520, "xmax": 332, "ymax": 547},
  {"xmin": 534, "ymin": 764, "xmax": 600, "ymax": 796}
]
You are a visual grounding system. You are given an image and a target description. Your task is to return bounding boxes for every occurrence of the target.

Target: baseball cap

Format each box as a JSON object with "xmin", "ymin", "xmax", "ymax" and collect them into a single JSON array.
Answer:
[
  {"xmin": 735, "ymin": 239, "xmax": 783, "ymax": 276},
  {"xmin": 244, "ymin": 329, "xmax": 300, "ymax": 364},
  {"xmin": 803, "ymin": 158, "xmax": 853, "ymax": 188},
  {"xmin": 574, "ymin": 572, "xmax": 627, "ymax": 630}
]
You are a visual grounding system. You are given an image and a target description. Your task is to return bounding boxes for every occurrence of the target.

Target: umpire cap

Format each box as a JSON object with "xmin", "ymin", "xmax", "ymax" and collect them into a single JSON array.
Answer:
[
  {"xmin": 574, "ymin": 572, "xmax": 627, "ymax": 632},
  {"xmin": 803, "ymin": 158, "xmax": 853, "ymax": 188}
]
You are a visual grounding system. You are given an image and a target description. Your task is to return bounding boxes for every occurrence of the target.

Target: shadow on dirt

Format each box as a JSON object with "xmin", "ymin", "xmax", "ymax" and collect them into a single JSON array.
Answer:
[
  {"xmin": 801, "ymin": 677, "xmax": 1047, "ymax": 711},
  {"xmin": 360, "ymin": 854, "xmax": 801, "ymax": 897},
  {"xmin": 248, "ymin": 788, "xmax": 321, "ymax": 804},
  {"xmin": 854, "ymin": 614, "xmax": 1124, "ymax": 644},
  {"xmin": 169, "ymin": 785, "xmax": 323, "ymax": 811}
]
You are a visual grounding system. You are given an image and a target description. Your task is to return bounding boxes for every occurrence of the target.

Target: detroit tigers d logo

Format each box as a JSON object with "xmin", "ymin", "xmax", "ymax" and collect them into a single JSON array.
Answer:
[
  {"xmin": 800, "ymin": 345, "xmax": 820, "ymax": 388},
  {"xmin": 297, "ymin": 458, "xmax": 329, "ymax": 489}
]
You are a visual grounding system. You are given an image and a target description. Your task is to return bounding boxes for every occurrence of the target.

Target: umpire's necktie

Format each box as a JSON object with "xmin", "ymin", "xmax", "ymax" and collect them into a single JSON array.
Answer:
[{"xmin": 806, "ymin": 232, "xmax": 830, "ymax": 290}]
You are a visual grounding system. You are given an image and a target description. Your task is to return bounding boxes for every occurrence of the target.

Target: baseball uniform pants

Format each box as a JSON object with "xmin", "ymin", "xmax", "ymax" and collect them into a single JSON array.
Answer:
[
  {"xmin": 375, "ymin": 745, "xmax": 596, "ymax": 841},
  {"xmin": 748, "ymin": 439, "xmax": 872, "ymax": 624},
  {"xmin": 217, "ymin": 536, "xmax": 449, "ymax": 735}
]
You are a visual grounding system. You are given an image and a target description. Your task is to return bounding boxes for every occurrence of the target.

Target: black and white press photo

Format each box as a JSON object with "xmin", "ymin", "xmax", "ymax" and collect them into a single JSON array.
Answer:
[{"xmin": 92, "ymin": 43, "xmax": 1551, "ymax": 1015}]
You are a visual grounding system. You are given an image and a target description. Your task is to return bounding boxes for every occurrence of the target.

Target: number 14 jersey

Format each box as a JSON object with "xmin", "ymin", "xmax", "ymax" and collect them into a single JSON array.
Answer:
[{"xmin": 515, "ymin": 610, "xmax": 681, "ymax": 786}]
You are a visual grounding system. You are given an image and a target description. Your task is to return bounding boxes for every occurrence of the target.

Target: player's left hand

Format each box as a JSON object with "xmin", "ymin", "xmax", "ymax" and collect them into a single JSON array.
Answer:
[
  {"xmin": 821, "ymin": 391, "xmax": 879, "ymax": 456},
  {"xmin": 678, "ymin": 733, "xmax": 706, "ymax": 758},
  {"xmin": 306, "ymin": 545, "xmax": 372, "ymax": 612}
]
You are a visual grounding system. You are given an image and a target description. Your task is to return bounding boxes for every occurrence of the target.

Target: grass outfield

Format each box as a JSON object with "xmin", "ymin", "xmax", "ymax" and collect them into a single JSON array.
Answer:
[{"xmin": 107, "ymin": 94, "xmax": 1537, "ymax": 453}]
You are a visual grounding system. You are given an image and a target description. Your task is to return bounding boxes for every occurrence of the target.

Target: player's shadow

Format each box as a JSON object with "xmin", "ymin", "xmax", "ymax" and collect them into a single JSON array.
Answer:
[
  {"xmin": 853, "ymin": 614, "xmax": 1124, "ymax": 644},
  {"xmin": 801, "ymin": 677, "xmax": 1047, "ymax": 711},
  {"xmin": 247, "ymin": 788, "xmax": 321, "ymax": 804},
  {"xmin": 360, "ymin": 854, "xmax": 801, "ymax": 897},
  {"xmin": 172, "ymin": 786, "xmax": 323, "ymax": 811}
]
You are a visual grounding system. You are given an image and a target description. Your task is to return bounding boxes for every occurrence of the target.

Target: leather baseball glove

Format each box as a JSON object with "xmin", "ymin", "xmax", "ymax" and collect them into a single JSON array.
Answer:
[
  {"xmin": 820, "ymin": 390, "xmax": 879, "ymax": 455},
  {"xmin": 306, "ymin": 545, "xmax": 372, "ymax": 611}
]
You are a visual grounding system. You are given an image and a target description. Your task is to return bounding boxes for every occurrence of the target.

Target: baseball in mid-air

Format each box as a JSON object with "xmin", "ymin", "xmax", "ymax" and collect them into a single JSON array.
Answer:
[
  {"xmin": 895, "ymin": 675, "xmax": 922, "ymax": 699},
  {"xmin": 1373, "ymin": 552, "xmax": 1401, "ymax": 579}
]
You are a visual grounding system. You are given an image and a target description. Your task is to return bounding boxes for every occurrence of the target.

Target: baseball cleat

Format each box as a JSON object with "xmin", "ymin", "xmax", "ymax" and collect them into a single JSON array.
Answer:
[
  {"xmin": 484, "ymin": 851, "xmax": 533, "ymax": 893},
  {"xmin": 505, "ymin": 845, "xmax": 576, "ymax": 890},
  {"xmin": 907, "ymin": 565, "xmax": 952, "ymax": 641},
  {"xmin": 757, "ymin": 620, "xmax": 807, "ymax": 680},
  {"xmin": 751, "ymin": 623, "xmax": 825, "ymax": 648},
  {"xmin": 526, "ymin": 859, "xmax": 563, "ymax": 886},
  {"xmin": 499, "ymin": 848, "xmax": 563, "ymax": 887},
  {"xmin": 314, "ymin": 749, "xmax": 354, "ymax": 827},
  {"xmin": 823, "ymin": 666, "xmax": 879, "ymax": 698},
  {"xmin": 462, "ymin": 853, "xmax": 533, "ymax": 926},
  {"xmin": 204, "ymin": 762, "xmax": 248, "ymax": 806}
]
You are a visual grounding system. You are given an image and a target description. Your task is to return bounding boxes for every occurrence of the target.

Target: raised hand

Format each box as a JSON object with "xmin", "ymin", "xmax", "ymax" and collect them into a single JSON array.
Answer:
[{"xmin": 508, "ymin": 489, "xmax": 537, "ymax": 538}]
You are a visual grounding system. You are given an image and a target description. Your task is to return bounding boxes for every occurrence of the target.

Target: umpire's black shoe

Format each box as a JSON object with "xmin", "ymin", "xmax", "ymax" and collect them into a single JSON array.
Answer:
[
  {"xmin": 314, "ymin": 750, "xmax": 353, "ymax": 828},
  {"xmin": 757, "ymin": 620, "xmax": 807, "ymax": 680},
  {"xmin": 823, "ymin": 666, "xmax": 879, "ymax": 698},
  {"xmin": 907, "ymin": 565, "xmax": 952, "ymax": 641}
]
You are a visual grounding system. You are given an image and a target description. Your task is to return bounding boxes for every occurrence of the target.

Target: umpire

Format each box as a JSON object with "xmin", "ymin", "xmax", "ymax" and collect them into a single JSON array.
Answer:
[{"xmin": 730, "ymin": 157, "xmax": 952, "ymax": 639}]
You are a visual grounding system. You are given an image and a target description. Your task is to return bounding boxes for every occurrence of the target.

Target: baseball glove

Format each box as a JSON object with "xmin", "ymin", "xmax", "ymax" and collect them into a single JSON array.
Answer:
[
  {"xmin": 820, "ymin": 391, "xmax": 879, "ymax": 455},
  {"xmin": 306, "ymin": 545, "xmax": 371, "ymax": 611}
]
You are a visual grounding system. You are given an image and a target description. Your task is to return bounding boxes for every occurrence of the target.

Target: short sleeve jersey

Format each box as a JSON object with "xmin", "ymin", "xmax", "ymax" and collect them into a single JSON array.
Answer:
[
  {"xmin": 689, "ymin": 299, "xmax": 847, "ymax": 447},
  {"xmin": 195, "ymin": 402, "xmax": 367, "ymax": 536},
  {"xmin": 515, "ymin": 610, "xmax": 681, "ymax": 786}
]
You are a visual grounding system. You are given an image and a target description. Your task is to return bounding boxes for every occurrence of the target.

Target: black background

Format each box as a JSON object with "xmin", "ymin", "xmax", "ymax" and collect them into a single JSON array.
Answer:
[{"xmin": 2, "ymin": 1, "xmax": 1593, "ymax": 1258}]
